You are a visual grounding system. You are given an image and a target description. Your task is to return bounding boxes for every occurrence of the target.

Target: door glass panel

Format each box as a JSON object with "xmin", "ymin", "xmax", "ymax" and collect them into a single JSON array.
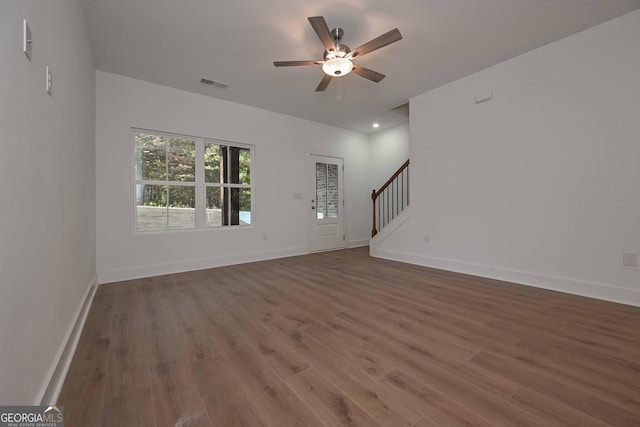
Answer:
[
  {"xmin": 316, "ymin": 162, "xmax": 338, "ymax": 220},
  {"xmin": 326, "ymin": 164, "xmax": 338, "ymax": 219},
  {"xmin": 316, "ymin": 163, "xmax": 327, "ymax": 219}
]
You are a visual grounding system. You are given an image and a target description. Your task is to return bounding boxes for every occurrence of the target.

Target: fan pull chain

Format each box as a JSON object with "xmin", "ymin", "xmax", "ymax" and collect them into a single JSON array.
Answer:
[{"xmin": 337, "ymin": 77, "xmax": 342, "ymax": 101}]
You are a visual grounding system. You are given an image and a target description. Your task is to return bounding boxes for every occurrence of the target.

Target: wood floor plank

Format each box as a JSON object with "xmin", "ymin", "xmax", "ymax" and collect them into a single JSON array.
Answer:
[
  {"xmin": 58, "ymin": 287, "xmax": 113, "ymax": 426},
  {"xmin": 380, "ymin": 369, "xmax": 494, "ymax": 427},
  {"xmin": 208, "ymin": 322, "xmax": 325, "ymax": 427},
  {"xmin": 364, "ymin": 340, "xmax": 543, "ymax": 426},
  {"xmin": 285, "ymin": 368, "xmax": 386, "ymax": 427},
  {"xmin": 102, "ymin": 387, "xmax": 156, "ymax": 427},
  {"xmin": 151, "ymin": 380, "xmax": 210, "ymax": 427},
  {"xmin": 412, "ymin": 417, "xmax": 444, "ymax": 427},
  {"xmin": 484, "ymin": 337, "xmax": 640, "ymax": 408},
  {"xmin": 508, "ymin": 386, "xmax": 610, "ymax": 427},
  {"xmin": 58, "ymin": 363, "xmax": 107, "ymax": 427},
  {"xmin": 471, "ymin": 350, "xmax": 640, "ymax": 426},
  {"xmin": 338, "ymin": 311, "xmax": 519, "ymax": 400},
  {"xmin": 189, "ymin": 278, "xmax": 312, "ymax": 381},
  {"xmin": 104, "ymin": 312, "xmax": 151, "ymax": 401},
  {"xmin": 149, "ymin": 360, "xmax": 209, "ymax": 427},
  {"xmin": 190, "ymin": 357, "xmax": 265, "ymax": 427},
  {"xmin": 262, "ymin": 313, "xmax": 422, "ymax": 427},
  {"xmin": 517, "ymin": 335, "xmax": 640, "ymax": 393},
  {"xmin": 60, "ymin": 247, "xmax": 640, "ymax": 426}
]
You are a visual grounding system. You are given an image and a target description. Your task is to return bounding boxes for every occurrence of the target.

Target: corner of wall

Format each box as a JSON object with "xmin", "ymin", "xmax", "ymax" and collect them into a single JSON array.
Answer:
[{"xmin": 38, "ymin": 274, "xmax": 98, "ymax": 405}]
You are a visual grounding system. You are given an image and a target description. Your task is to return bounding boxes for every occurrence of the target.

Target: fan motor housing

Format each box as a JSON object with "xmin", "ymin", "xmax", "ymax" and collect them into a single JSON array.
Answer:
[
  {"xmin": 324, "ymin": 27, "xmax": 351, "ymax": 60},
  {"xmin": 324, "ymin": 43, "xmax": 351, "ymax": 60}
]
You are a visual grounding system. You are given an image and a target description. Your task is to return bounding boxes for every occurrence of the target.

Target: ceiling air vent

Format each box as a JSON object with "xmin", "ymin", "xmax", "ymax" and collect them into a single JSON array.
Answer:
[{"xmin": 199, "ymin": 77, "xmax": 228, "ymax": 89}]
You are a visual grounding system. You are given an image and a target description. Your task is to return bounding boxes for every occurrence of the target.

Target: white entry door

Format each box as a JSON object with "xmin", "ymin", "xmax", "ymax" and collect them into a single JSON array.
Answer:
[{"xmin": 308, "ymin": 155, "xmax": 345, "ymax": 252}]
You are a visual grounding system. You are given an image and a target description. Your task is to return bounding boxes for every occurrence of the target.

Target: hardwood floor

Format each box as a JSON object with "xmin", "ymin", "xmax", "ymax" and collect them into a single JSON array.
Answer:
[{"xmin": 59, "ymin": 247, "xmax": 640, "ymax": 426}]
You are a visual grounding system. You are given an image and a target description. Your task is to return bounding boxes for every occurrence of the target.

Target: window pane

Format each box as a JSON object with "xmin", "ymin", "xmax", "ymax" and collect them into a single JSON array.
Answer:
[
  {"xmin": 315, "ymin": 163, "xmax": 338, "ymax": 219},
  {"xmin": 168, "ymin": 186, "xmax": 195, "ymax": 229},
  {"xmin": 226, "ymin": 146, "xmax": 251, "ymax": 185},
  {"xmin": 168, "ymin": 138, "xmax": 196, "ymax": 182},
  {"xmin": 135, "ymin": 133, "xmax": 166, "ymax": 181},
  {"xmin": 316, "ymin": 163, "xmax": 327, "ymax": 219},
  {"xmin": 204, "ymin": 143, "xmax": 222, "ymax": 183},
  {"xmin": 136, "ymin": 184, "xmax": 167, "ymax": 231},
  {"xmin": 236, "ymin": 188, "xmax": 251, "ymax": 225},
  {"xmin": 220, "ymin": 145, "xmax": 229, "ymax": 184},
  {"xmin": 237, "ymin": 147, "xmax": 251, "ymax": 185},
  {"xmin": 327, "ymin": 164, "xmax": 339, "ymax": 219},
  {"xmin": 205, "ymin": 186, "xmax": 223, "ymax": 227}
]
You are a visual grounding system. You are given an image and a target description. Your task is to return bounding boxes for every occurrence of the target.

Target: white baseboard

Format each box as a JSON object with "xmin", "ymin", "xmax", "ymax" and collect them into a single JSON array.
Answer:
[
  {"xmin": 98, "ymin": 246, "xmax": 308, "ymax": 284},
  {"xmin": 347, "ymin": 239, "xmax": 370, "ymax": 248},
  {"xmin": 371, "ymin": 248, "xmax": 640, "ymax": 307},
  {"xmin": 37, "ymin": 274, "xmax": 98, "ymax": 405}
]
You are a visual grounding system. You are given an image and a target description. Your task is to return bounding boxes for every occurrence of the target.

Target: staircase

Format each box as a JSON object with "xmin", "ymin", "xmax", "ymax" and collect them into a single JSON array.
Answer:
[{"xmin": 371, "ymin": 159, "xmax": 409, "ymax": 237}]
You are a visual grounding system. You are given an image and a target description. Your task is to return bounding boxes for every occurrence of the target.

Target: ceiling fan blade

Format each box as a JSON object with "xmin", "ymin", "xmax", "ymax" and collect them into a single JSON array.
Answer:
[
  {"xmin": 352, "ymin": 65, "xmax": 385, "ymax": 83},
  {"xmin": 273, "ymin": 60, "xmax": 322, "ymax": 67},
  {"xmin": 308, "ymin": 16, "xmax": 336, "ymax": 52},
  {"xmin": 347, "ymin": 28, "xmax": 402, "ymax": 59},
  {"xmin": 315, "ymin": 74, "xmax": 332, "ymax": 92}
]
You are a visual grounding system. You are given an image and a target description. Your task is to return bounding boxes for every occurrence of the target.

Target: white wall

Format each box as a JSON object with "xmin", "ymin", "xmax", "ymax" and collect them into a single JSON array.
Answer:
[
  {"xmin": 96, "ymin": 71, "xmax": 370, "ymax": 283},
  {"xmin": 369, "ymin": 124, "xmax": 410, "ymax": 191},
  {"xmin": 0, "ymin": 0, "xmax": 96, "ymax": 403},
  {"xmin": 374, "ymin": 10, "xmax": 640, "ymax": 306}
]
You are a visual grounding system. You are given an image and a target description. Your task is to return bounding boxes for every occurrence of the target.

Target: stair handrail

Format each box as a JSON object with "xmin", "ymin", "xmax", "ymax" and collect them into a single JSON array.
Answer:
[{"xmin": 372, "ymin": 159, "xmax": 409, "ymax": 237}]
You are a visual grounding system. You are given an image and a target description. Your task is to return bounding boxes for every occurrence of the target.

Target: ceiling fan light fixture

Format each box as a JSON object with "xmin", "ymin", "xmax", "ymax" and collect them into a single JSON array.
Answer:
[
  {"xmin": 322, "ymin": 57, "xmax": 353, "ymax": 76},
  {"xmin": 274, "ymin": 17, "xmax": 402, "ymax": 91}
]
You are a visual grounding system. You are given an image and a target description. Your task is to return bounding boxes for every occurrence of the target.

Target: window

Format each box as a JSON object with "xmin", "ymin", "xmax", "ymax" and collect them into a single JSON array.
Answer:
[
  {"xmin": 134, "ymin": 130, "xmax": 253, "ymax": 232},
  {"xmin": 315, "ymin": 162, "xmax": 339, "ymax": 220},
  {"xmin": 204, "ymin": 143, "xmax": 252, "ymax": 227}
]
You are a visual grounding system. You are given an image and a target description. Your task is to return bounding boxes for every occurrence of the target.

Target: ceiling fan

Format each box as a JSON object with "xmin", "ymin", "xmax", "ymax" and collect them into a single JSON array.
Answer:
[{"xmin": 274, "ymin": 16, "xmax": 402, "ymax": 92}]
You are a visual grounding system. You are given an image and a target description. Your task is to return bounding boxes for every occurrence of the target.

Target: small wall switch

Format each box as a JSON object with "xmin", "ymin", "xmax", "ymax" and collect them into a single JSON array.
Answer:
[
  {"xmin": 293, "ymin": 192, "xmax": 303, "ymax": 200},
  {"xmin": 623, "ymin": 252, "xmax": 638, "ymax": 267},
  {"xmin": 424, "ymin": 235, "xmax": 429, "ymax": 243},
  {"xmin": 45, "ymin": 66, "xmax": 52, "ymax": 95},
  {"xmin": 23, "ymin": 19, "xmax": 32, "ymax": 60},
  {"xmin": 262, "ymin": 233, "xmax": 268, "ymax": 241},
  {"xmin": 475, "ymin": 88, "xmax": 493, "ymax": 104}
]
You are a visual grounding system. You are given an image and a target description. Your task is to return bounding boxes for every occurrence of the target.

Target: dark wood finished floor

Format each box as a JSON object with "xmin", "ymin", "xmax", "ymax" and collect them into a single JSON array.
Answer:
[{"xmin": 59, "ymin": 247, "xmax": 640, "ymax": 426}]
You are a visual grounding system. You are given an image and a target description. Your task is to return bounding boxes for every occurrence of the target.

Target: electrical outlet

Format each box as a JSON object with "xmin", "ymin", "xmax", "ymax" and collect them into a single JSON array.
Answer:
[
  {"xmin": 623, "ymin": 252, "xmax": 638, "ymax": 267},
  {"xmin": 262, "ymin": 233, "xmax": 268, "ymax": 241},
  {"xmin": 424, "ymin": 234, "xmax": 429, "ymax": 243}
]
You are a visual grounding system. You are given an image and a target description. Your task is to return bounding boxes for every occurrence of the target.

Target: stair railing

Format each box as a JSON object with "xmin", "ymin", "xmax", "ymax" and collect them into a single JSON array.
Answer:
[{"xmin": 371, "ymin": 159, "xmax": 409, "ymax": 237}]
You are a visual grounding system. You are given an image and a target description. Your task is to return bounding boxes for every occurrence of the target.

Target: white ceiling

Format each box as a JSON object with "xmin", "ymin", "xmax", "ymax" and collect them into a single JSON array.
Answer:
[{"xmin": 80, "ymin": 0, "xmax": 640, "ymax": 135}]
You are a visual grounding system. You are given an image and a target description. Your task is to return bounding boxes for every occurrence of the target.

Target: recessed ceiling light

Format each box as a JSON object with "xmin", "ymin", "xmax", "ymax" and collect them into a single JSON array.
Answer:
[{"xmin": 372, "ymin": 123, "xmax": 380, "ymax": 128}]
